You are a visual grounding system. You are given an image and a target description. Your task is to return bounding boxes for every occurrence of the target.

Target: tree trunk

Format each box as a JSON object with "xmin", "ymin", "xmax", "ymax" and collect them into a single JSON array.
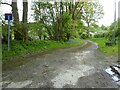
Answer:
[
  {"xmin": 69, "ymin": 2, "xmax": 72, "ymax": 15},
  {"xmin": 22, "ymin": 0, "xmax": 28, "ymax": 42},
  {"xmin": 65, "ymin": 2, "xmax": 68, "ymax": 12},
  {"xmin": 11, "ymin": 0, "xmax": 22, "ymax": 40},
  {"xmin": 59, "ymin": 0, "xmax": 63, "ymax": 40},
  {"xmin": 87, "ymin": 22, "xmax": 90, "ymax": 38}
]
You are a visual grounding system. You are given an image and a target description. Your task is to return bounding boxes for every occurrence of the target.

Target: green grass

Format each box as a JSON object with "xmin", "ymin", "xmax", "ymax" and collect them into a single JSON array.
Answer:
[
  {"xmin": 2, "ymin": 39, "xmax": 84, "ymax": 60},
  {"xmin": 88, "ymin": 38, "xmax": 118, "ymax": 56}
]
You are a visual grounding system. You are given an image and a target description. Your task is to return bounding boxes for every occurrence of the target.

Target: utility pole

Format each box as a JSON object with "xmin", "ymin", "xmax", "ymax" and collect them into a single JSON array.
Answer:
[
  {"xmin": 0, "ymin": 18, "xmax": 2, "ymax": 50},
  {"xmin": 113, "ymin": 0, "xmax": 116, "ymax": 41}
]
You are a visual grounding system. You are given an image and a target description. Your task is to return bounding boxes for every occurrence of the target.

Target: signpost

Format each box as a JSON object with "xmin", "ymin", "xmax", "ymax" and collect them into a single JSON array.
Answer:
[{"xmin": 5, "ymin": 13, "xmax": 12, "ymax": 51}]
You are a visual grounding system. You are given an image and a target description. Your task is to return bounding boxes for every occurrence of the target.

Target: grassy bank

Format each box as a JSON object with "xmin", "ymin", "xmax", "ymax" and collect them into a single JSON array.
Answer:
[
  {"xmin": 2, "ymin": 39, "xmax": 84, "ymax": 60},
  {"xmin": 88, "ymin": 38, "xmax": 118, "ymax": 56}
]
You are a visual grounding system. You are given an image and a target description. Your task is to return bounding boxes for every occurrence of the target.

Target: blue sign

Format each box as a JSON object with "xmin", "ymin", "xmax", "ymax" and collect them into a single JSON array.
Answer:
[{"xmin": 5, "ymin": 13, "xmax": 12, "ymax": 20}]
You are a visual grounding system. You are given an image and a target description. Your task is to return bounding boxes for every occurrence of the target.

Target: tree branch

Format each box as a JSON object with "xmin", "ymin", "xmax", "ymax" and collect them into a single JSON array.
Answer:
[
  {"xmin": 1, "ymin": 2, "xmax": 12, "ymax": 6},
  {"xmin": 75, "ymin": 2, "xmax": 84, "ymax": 18}
]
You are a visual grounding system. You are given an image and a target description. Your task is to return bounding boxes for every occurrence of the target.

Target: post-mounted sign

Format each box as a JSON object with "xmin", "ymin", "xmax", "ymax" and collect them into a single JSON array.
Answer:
[
  {"xmin": 5, "ymin": 13, "xmax": 12, "ymax": 51},
  {"xmin": 5, "ymin": 13, "xmax": 12, "ymax": 20}
]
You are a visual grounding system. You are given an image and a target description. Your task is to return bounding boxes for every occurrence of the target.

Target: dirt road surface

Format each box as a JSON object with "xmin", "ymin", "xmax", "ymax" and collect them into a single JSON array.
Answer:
[{"xmin": 2, "ymin": 40, "xmax": 119, "ymax": 88}]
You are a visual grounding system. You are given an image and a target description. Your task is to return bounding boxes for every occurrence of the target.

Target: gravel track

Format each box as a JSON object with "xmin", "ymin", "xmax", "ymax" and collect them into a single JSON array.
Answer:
[{"xmin": 2, "ymin": 40, "xmax": 119, "ymax": 88}]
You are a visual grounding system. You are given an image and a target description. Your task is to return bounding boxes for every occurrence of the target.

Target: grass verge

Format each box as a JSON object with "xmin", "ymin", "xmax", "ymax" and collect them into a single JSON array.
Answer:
[
  {"xmin": 2, "ymin": 39, "xmax": 84, "ymax": 60},
  {"xmin": 88, "ymin": 38, "xmax": 118, "ymax": 56}
]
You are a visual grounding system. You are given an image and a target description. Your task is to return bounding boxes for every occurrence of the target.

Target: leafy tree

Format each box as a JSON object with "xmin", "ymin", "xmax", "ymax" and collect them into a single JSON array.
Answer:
[
  {"xmin": 32, "ymin": 0, "xmax": 104, "ymax": 41},
  {"xmin": 81, "ymin": 0, "xmax": 104, "ymax": 37},
  {"xmin": 109, "ymin": 18, "xmax": 120, "ymax": 37},
  {"xmin": 101, "ymin": 24, "xmax": 107, "ymax": 30},
  {"xmin": 116, "ymin": 18, "xmax": 120, "ymax": 37},
  {"xmin": 32, "ymin": 2, "xmax": 55, "ymax": 39},
  {"xmin": 62, "ymin": 12, "xmax": 72, "ymax": 40}
]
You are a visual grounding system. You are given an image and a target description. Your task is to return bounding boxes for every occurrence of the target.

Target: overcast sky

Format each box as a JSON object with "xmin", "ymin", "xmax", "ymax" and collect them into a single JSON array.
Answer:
[
  {"xmin": 0, "ymin": 0, "xmax": 120, "ymax": 26},
  {"xmin": 98, "ymin": 0, "xmax": 120, "ymax": 26}
]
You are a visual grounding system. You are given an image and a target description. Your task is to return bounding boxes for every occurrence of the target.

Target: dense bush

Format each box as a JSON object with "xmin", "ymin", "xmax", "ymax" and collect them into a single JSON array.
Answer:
[{"xmin": 80, "ymin": 32, "xmax": 87, "ymax": 39}]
